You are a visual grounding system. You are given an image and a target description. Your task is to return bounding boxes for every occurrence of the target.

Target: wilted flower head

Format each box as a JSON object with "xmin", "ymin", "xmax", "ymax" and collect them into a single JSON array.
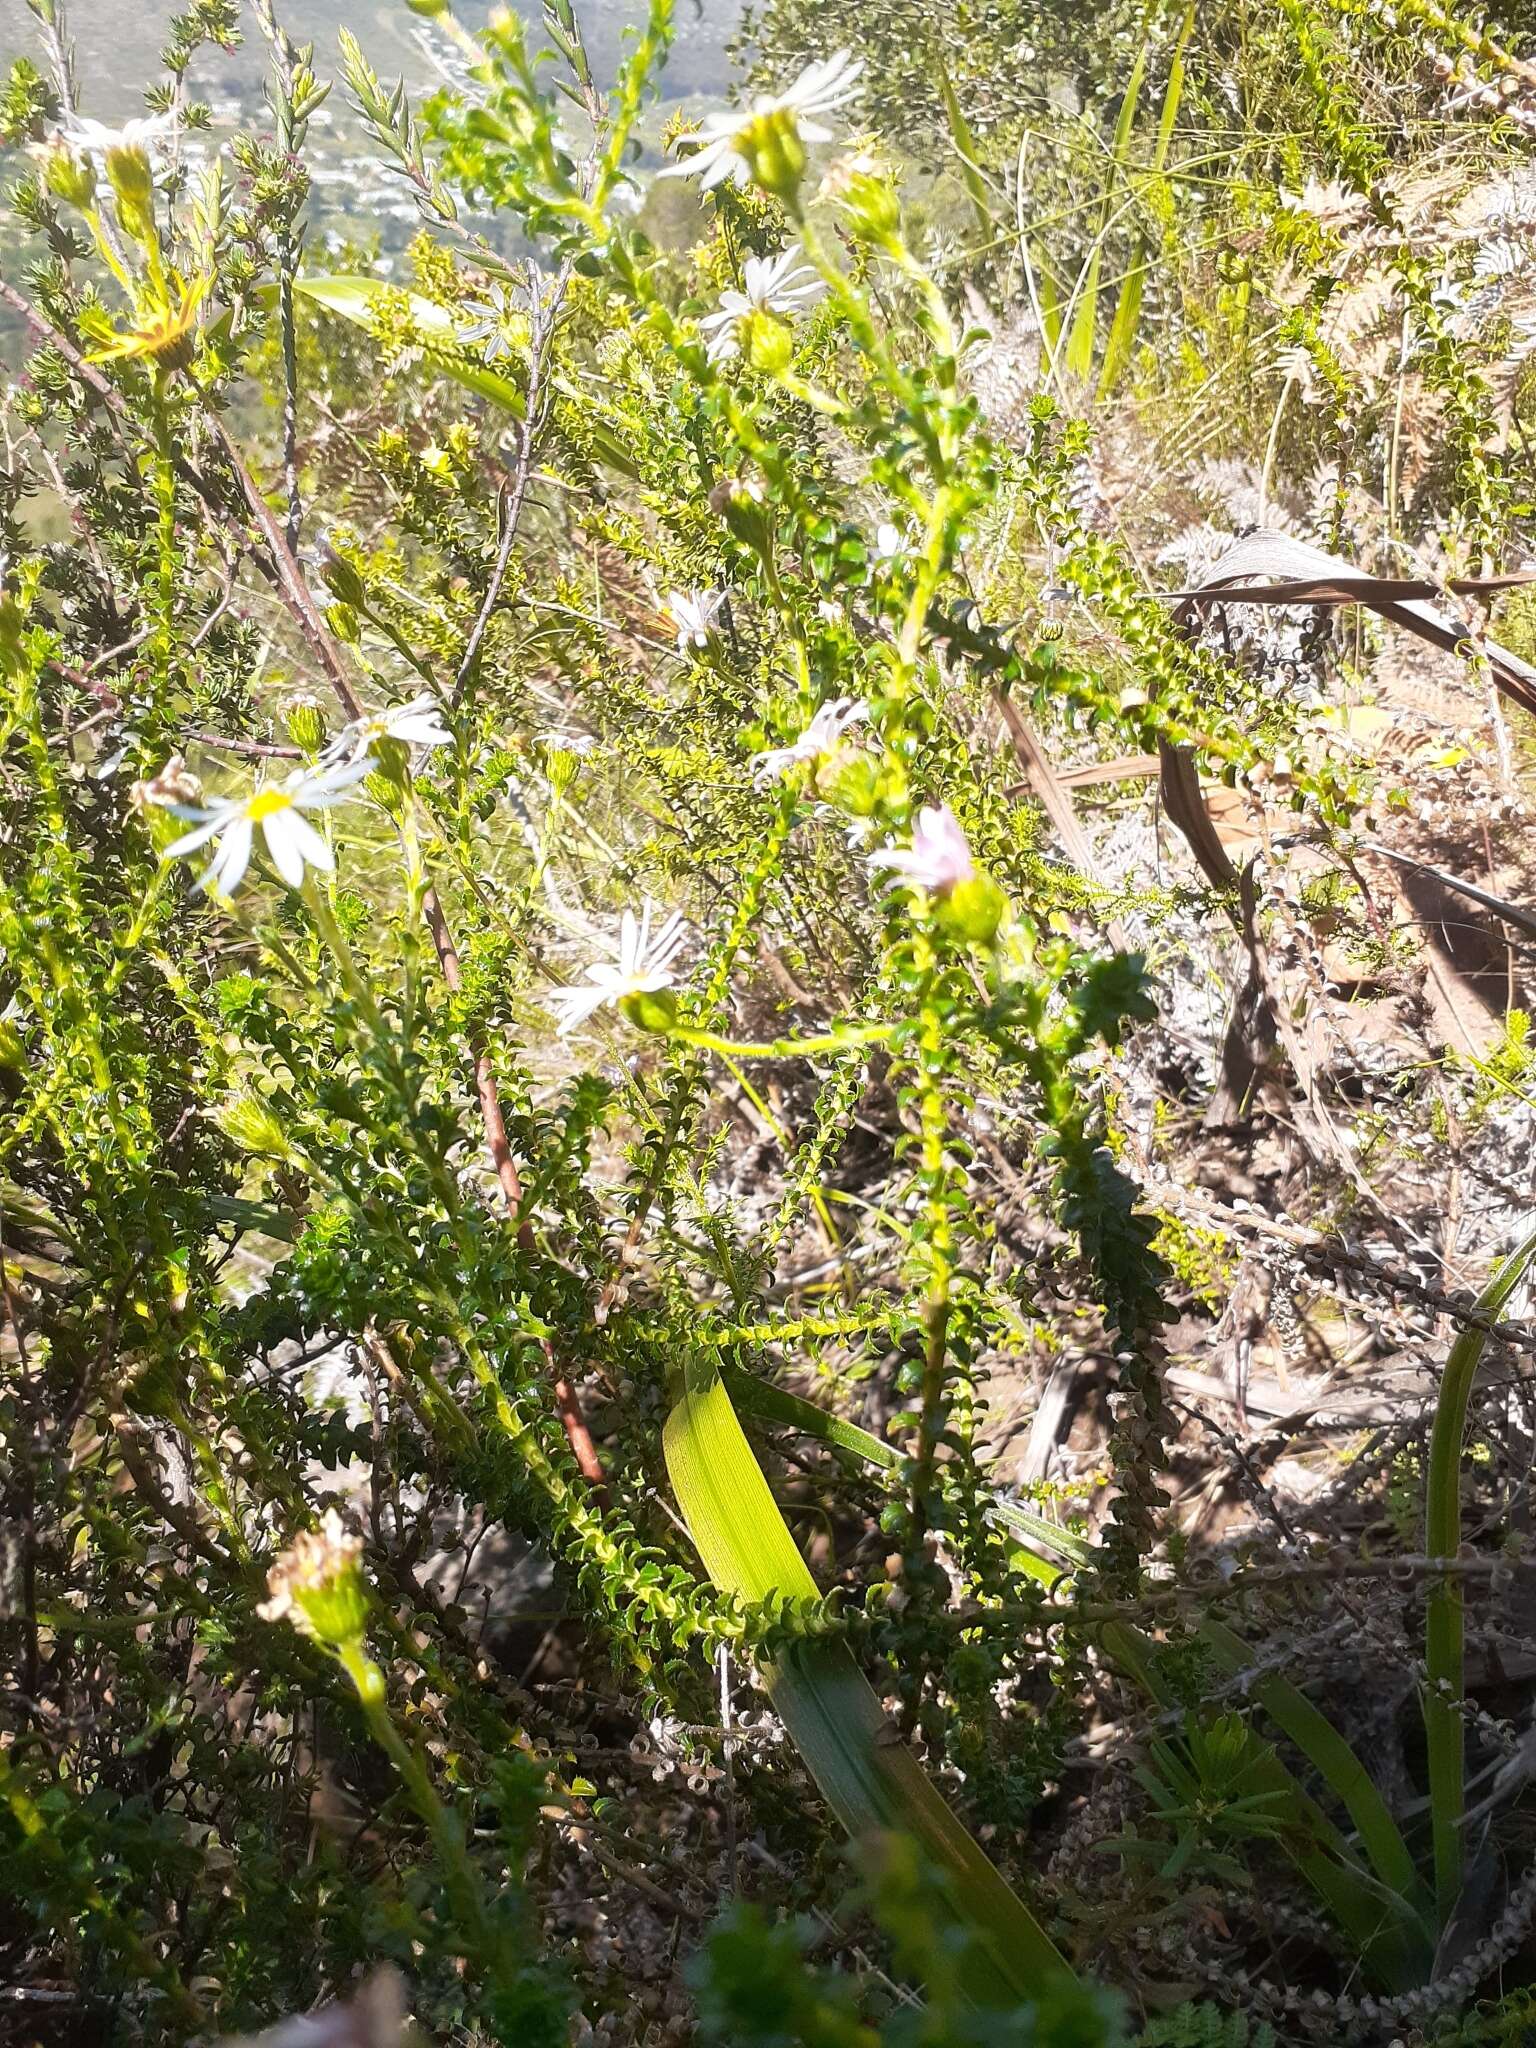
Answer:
[
  {"xmin": 130, "ymin": 752, "xmax": 201, "ymax": 814},
  {"xmin": 751, "ymin": 697, "xmax": 867, "ymax": 784},
  {"xmin": 549, "ymin": 902, "xmax": 689, "ymax": 1034},
  {"xmin": 700, "ymin": 247, "xmax": 822, "ymax": 364},
  {"xmin": 666, "ymin": 588, "xmax": 726, "ymax": 652},
  {"xmin": 868, "ymin": 803, "xmax": 976, "ymax": 895},
  {"xmin": 258, "ymin": 1509, "xmax": 369, "ymax": 1647},
  {"xmin": 660, "ymin": 51, "xmax": 863, "ymax": 195},
  {"xmin": 148, "ymin": 756, "xmax": 374, "ymax": 896}
]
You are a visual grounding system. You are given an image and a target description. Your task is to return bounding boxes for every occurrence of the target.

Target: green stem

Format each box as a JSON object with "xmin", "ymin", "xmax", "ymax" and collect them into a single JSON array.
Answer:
[
  {"xmin": 671, "ymin": 1022, "xmax": 893, "ymax": 1060},
  {"xmin": 338, "ymin": 1640, "xmax": 495, "ymax": 1958}
]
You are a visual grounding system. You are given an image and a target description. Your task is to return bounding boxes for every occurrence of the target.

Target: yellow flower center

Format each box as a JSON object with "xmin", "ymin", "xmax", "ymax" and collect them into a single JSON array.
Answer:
[{"xmin": 246, "ymin": 788, "xmax": 294, "ymax": 823}]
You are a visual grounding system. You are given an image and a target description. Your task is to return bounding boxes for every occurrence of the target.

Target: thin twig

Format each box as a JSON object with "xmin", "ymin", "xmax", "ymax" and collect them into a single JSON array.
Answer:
[{"xmin": 451, "ymin": 260, "xmax": 570, "ymax": 705}]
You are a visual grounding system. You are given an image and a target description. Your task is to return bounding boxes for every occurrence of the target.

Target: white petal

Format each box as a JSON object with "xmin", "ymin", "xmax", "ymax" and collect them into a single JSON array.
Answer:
[
  {"xmin": 268, "ymin": 808, "xmax": 333, "ymax": 886},
  {"xmin": 202, "ymin": 816, "xmax": 253, "ymax": 896},
  {"xmin": 261, "ymin": 809, "xmax": 310, "ymax": 889},
  {"xmin": 163, "ymin": 814, "xmax": 225, "ymax": 860}
]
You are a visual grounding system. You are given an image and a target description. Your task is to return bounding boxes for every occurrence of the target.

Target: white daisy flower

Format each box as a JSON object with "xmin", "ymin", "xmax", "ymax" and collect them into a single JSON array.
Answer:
[
  {"xmin": 660, "ymin": 50, "xmax": 864, "ymax": 191},
  {"xmin": 549, "ymin": 902, "xmax": 689, "ymax": 1034},
  {"xmin": 324, "ymin": 692, "xmax": 454, "ymax": 762},
  {"xmin": 750, "ymin": 697, "xmax": 866, "ymax": 784},
  {"xmin": 666, "ymin": 588, "xmax": 726, "ymax": 652},
  {"xmin": 700, "ymin": 247, "xmax": 822, "ymax": 364},
  {"xmin": 151, "ymin": 757, "xmax": 374, "ymax": 896},
  {"xmin": 61, "ymin": 112, "xmax": 179, "ymax": 160},
  {"xmin": 868, "ymin": 803, "xmax": 975, "ymax": 895}
]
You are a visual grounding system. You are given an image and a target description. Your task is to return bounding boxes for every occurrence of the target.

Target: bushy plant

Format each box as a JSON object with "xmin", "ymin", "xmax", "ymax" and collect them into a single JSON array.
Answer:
[{"xmin": 3, "ymin": 0, "xmax": 1536, "ymax": 2041}]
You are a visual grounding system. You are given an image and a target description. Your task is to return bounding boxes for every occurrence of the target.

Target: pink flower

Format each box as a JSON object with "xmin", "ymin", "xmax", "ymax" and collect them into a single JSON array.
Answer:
[{"xmin": 868, "ymin": 804, "xmax": 975, "ymax": 895}]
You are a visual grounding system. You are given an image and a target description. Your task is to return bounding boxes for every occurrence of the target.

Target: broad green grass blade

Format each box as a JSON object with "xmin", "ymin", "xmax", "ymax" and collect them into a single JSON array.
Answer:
[
  {"xmin": 724, "ymin": 1365, "xmax": 1089, "ymax": 1573},
  {"xmin": 1098, "ymin": 0, "xmax": 1193, "ymax": 395},
  {"xmin": 1062, "ymin": 43, "xmax": 1148, "ymax": 383},
  {"xmin": 665, "ymin": 1360, "xmax": 1073, "ymax": 2003},
  {"xmin": 1424, "ymin": 1222, "xmax": 1536, "ymax": 1927}
]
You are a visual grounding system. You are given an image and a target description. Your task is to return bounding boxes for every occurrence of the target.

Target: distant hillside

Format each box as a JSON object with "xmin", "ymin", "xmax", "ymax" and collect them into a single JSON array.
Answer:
[{"xmin": 0, "ymin": 0, "xmax": 741, "ymax": 118}]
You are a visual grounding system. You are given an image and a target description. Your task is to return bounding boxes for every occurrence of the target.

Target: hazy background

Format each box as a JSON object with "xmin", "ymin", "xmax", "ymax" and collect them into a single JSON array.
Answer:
[
  {"xmin": 0, "ymin": 0, "xmax": 742, "ymax": 114},
  {"xmin": 0, "ymin": 0, "xmax": 744, "ymax": 255}
]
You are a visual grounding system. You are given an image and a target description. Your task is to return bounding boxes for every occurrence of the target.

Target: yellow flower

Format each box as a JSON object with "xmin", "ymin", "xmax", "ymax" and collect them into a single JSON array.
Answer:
[{"xmin": 88, "ymin": 271, "xmax": 212, "ymax": 372}]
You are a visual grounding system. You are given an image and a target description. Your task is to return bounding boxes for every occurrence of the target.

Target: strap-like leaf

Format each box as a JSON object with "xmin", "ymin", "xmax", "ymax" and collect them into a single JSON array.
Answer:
[{"xmin": 664, "ymin": 1360, "xmax": 1073, "ymax": 2004}]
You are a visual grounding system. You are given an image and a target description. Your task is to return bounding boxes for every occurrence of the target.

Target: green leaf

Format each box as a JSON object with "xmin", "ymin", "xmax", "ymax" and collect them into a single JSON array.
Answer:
[
  {"xmin": 1062, "ymin": 40, "xmax": 1148, "ymax": 384},
  {"xmin": 933, "ymin": 48, "xmax": 995, "ymax": 247},
  {"xmin": 1102, "ymin": 1623, "xmax": 1431, "ymax": 1988},
  {"xmin": 723, "ymin": 1363, "xmax": 1089, "ymax": 1575},
  {"xmin": 1099, "ymin": 0, "xmax": 1193, "ymax": 396},
  {"xmin": 1196, "ymin": 1617, "xmax": 1431, "ymax": 1932},
  {"xmin": 293, "ymin": 273, "xmax": 527, "ymax": 417},
  {"xmin": 664, "ymin": 1358, "xmax": 1073, "ymax": 2005},
  {"xmin": 1423, "ymin": 1221, "xmax": 1536, "ymax": 1926}
]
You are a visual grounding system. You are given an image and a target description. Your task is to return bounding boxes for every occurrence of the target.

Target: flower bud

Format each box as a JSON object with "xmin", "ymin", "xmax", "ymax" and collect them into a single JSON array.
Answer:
[
  {"xmin": 712, "ymin": 475, "xmax": 774, "ymax": 565},
  {"xmin": 259, "ymin": 1510, "xmax": 371, "ymax": 1649},
  {"xmin": 214, "ymin": 1092, "xmax": 299, "ymax": 1163},
  {"xmin": 281, "ymin": 691, "xmax": 328, "ymax": 754},
  {"xmin": 106, "ymin": 143, "xmax": 154, "ymax": 206},
  {"xmin": 320, "ymin": 548, "xmax": 368, "ymax": 609},
  {"xmin": 545, "ymin": 745, "xmax": 580, "ymax": 796},
  {"xmin": 743, "ymin": 312, "xmax": 794, "ymax": 376},
  {"xmin": 735, "ymin": 108, "xmax": 807, "ymax": 202},
  {"xmin": 935, "ymin": 873, "xmax": 1008, "ymax": 946},
  {"xmin": 816, "ymin": 748, "xmax": 881, "ymax": 815},
  {"xmin": 43, "ymin": 143, "xmax": 96, "ymax": 209},
  {"xmin": 833, "ymin": 168, "xmax": 902, "ymax": 249},
  {"xmin": 620, "ymin": 987, "xmax": 678, "ymax": 1033},
  {"xmin": 364, "ymin": 752, "xmax": 408, "ymax": 812}
]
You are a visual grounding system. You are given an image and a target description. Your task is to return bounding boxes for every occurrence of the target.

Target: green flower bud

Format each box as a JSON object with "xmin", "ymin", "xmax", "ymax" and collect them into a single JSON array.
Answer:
[
  {"xmin": 320, "ymin": 548, "xmax": 368, "ymax": 609},
  {"xmin": 326, "ymin": 601, "xmax": 361, "ymax": 646},
  {"xmin": 743, "ymin": 311, "xmax": 795, "ymax": 377},
  {"xmin": 258, "ymin": 1510, "xmax": 371, "ymax": 1649},
  {"xmin": 619, "ymin": 987, "xmax": 678, "ymax": 1033},
  {"xmin": 105, "ymin": 142, "xmax": 154, "ymax": 207},
  {"xmin": 545, "ymin": 745, "xmax": 580, "ymax": 796},
  {"xmin": 43, "ymin": 144, "xmax": 96, "ymax": 209},
  {"xmin": 735, "ymin": 107, "xmax": 807, "ymax": 202},
  {"xmin": 281, "ymin": 691, "xmax": 328, "ymax": 754},
  {"xmin": 710, "ymin": 475, "xmax": 774, "ymax": 566},
  {"xmin": 364, "ymin": 759, "xmax": 407, "ymax": 813},
  {"xmin": 213, "ymin": 1092, "xmax": 299, "ymax": 1163},
  {"xmin": 365, "ymin": 735, "xmax": 410, "ymax": 789},
  {"xmin": 816, "ymin": 748, "xmax": 881, "ymax": 815},
  {"xmin": 935, "ymin": 873, "xmax": 1008, "ymax": 946}
]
